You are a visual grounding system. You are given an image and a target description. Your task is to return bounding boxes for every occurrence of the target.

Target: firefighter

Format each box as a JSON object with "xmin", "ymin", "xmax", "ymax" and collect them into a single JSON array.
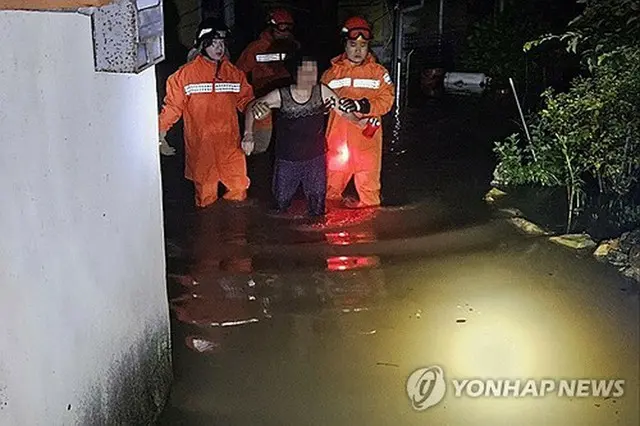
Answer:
[
  {"xmin": 158, "ymin": 18, "xmax": 255, "ymax": 208},
  {"xmin": 321, "ymin": 16, "xmax": 395, "ymax": 208},
  {"xmin": 235, "ymin": 8, "xmax": 300, "ymax": 153}
]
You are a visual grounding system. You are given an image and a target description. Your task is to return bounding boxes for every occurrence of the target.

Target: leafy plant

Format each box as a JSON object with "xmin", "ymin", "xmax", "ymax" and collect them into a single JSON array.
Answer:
[
  {"xmin": 494, "ymin": 0, "xmax": 640, "ymax": 235},
  {"xmin": 525, "ymin": 0, "xmax": 640, "ymax": 71}
]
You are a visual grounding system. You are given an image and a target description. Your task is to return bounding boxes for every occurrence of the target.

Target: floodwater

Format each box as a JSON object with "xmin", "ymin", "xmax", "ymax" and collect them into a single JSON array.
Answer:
[{"xmin": 156, "ymin": 99, "xmax": 639, "ymax": 425}]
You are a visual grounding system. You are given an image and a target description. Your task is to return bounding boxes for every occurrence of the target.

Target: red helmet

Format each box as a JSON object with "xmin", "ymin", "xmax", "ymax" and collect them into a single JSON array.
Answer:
[
  {"xmin": 268, "ymin": 9, "xmax": 294, "ymax": 32},
  {"xmin": 341, "ymin": 16, "xmax": 373, "ymax": 41}
]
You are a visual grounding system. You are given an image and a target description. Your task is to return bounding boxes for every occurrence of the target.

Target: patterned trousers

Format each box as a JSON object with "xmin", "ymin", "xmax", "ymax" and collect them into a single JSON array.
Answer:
[{"xmin": 272, "ymin": 155, "xmax": 326, "ymax": 216}]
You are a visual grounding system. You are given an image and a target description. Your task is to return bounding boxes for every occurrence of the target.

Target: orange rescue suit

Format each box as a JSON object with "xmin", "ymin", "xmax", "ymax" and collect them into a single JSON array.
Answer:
[
  {"xmin": 236, "ymin": 30, "xmax": 298, "ymax": 97},
  {"xmin": 159, "ymin": 55, "xmax": 254, "ymax": 207},
  {"xmin": 320, "ymin": 53, "xmax": 395, "ymax": 206},
  {"xmin": 236, "ymin": 31, "xmax": 299, "ymax": 135}
]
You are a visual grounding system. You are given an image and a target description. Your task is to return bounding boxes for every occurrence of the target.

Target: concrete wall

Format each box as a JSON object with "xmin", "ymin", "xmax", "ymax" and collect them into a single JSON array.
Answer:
[{"xmin": 0, "ymin": 10, "xmax": 171, "ymax": 425}]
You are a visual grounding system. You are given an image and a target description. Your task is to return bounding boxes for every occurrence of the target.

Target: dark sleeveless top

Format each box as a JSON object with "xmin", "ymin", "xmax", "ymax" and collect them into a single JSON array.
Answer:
[{"xmin": 275, "ymin": 85, "xmax": 326, "ymax": 161}]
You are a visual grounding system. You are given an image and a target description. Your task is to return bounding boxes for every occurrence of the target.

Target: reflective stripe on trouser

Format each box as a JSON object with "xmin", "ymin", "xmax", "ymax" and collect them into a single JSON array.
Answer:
[
  {"xmin": 273, "ymin": 155, "xmax": 326, "ymax": 216},
  {"xmin": 194, "ymin": 156, "xmax": 250, "ymax": 207},
  {"xmin": 326, "ymin": 169, "xmax": 381, "ymax": 206}
]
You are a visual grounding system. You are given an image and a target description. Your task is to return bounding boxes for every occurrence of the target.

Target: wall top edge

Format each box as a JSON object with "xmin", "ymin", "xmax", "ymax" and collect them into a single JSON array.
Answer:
[{"xmin": 0, "ymin": 0, "xmax": 113, "ymax": 11}]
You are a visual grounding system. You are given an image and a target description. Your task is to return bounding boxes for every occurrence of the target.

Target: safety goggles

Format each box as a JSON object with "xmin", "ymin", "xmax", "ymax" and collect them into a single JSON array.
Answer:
[
  {"xmin": 198, "ymin": 28, "xmax": 228, "ymax": 41},
  {"xmin": 271, "ymin": 22, "xmax": 294, "ymax": 32},
  {"xmin": 342, "ymin": 27, "xmax": 372, "ymax": 41}
]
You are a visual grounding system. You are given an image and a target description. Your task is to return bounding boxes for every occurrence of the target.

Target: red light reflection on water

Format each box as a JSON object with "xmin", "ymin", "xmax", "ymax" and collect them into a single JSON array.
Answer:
[
  {"xmin": 326, "ymin": 255, "xmax": 380, "ymax": 271},
  {"xmin": 325, "ymin": 229, "xmax": 376, "ymax": 245}
]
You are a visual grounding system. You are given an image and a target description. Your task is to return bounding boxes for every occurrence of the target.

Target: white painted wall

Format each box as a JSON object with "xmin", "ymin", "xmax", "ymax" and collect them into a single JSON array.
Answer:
[{"xmin": 0, "ymin": 10, "xmax": 171, "ymax": 425}]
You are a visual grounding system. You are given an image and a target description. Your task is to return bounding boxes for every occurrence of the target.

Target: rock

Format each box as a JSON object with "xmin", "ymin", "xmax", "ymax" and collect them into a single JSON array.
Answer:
[
  {"xmin": 628, "ymin": 229, "xmax": 640, "ymax": 244},
  {"xmin": 508, "ymin": 218, "xmax": 551, "ymax": 235},
  {"xmin": 497, "ymin": 207, "xmax": 523, "ymax": 218},
  {"xmin": 593, "ymin": 238, "xmax": 620, "ymax": 258},
  {"xmin": 607, "ymin": 249, "xmax": 629, "ymax": 267},
  {"xmin": 628, "ymin": 245, "xmax": 640, "ymax": 269},
  {"xmin": 549, "ymin": 233, "xmax": 597, "ymax": 250},
  {"xmin": 619, "ymin": 231, "xmax": 630, "ymax": 246},
  {"xmin": 620, "ymin": 229, "xmax": 640, "ymax": 250},
  {"xmin": 484, "ymin": 187, "xmax": 507, "ymax": 204},
  {"xmin": 618, "ymin": 266, "xmax": 640, "ymax": 281}
]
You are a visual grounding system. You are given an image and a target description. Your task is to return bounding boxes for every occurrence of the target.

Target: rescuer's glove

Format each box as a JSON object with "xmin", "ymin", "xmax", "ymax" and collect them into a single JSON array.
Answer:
[
  {"xmin": 338, "ymin": 97, "xmax": 371, "ymax": 114},
  {"xmin": 159, "ymin": 130, "xmax": 176, "ymax": 156}
]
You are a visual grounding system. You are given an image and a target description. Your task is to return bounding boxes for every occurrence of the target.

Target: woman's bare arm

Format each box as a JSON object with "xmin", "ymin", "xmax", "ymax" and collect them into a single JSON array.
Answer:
[{"xmin": 320, "ymin": 84, "xmax": 365, "ymax": 127}]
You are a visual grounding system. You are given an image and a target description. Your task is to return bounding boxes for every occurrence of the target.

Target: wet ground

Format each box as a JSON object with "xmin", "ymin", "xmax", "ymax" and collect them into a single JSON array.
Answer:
[{"xmin": 156, "ymin": 97, "xmax": 639, "ymax": 425}]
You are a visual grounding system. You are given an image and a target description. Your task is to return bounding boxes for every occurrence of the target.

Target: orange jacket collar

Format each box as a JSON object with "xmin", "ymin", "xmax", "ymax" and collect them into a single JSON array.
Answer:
[{"xmin": 196, "ymin": 53, "xmax": 231, "ymax": 67}]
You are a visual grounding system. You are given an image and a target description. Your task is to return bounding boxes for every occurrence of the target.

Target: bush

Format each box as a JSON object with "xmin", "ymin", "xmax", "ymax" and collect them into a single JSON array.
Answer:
[
  {"xmin": 495, "ymin": 46, "xmax": 640, "ymax": 232},
  {"xmin": 493, "ymin": 0, "xmax": 640, "ymax": 234}
]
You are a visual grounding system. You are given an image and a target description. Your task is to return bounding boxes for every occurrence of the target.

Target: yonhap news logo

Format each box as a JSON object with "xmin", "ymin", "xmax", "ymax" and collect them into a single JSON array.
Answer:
[
  {"xmin": 406, "ymin": 365, "xmax": 626, "ymax": 411},
  {"xmin": 406, "ymin": 366, "xmax": 447, "ymax": 410}
]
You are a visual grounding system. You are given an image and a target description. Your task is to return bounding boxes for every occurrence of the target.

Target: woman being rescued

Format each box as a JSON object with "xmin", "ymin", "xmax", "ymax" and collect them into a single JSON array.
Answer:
[{"xmin": 241, "ymin": 52, "xmax": 363, "ymax": 218}]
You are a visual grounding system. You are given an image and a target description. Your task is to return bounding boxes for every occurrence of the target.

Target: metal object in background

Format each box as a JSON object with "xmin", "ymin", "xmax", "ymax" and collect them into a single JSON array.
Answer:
[
  {"xmin": 391, "ymin": 60, "xmax": 402, "ymax": 153},
  {"xmin": 390, "ymin": 0, "xmax": 424, "ymax": 153},
  {"xmin": 390, "ymin": 0, "xmax": 402, "ymax": 153},
  {"xmin": 438, "ymin": 0, "xmax": 444, "ymax": 35},
  {"xmin": 509, "ymin": 77, "xmax": 536, "ymax": 161},
  {"xmin": 404, "ymin": 48, "xmax": 414, "ymax": 107},
  {"xmin": 443, "ymin": 72, "xmax": 490, "ymax": 95},
  {"xmin": 391, "ymin": 1, "xmax": 403, "ymax": 84}
]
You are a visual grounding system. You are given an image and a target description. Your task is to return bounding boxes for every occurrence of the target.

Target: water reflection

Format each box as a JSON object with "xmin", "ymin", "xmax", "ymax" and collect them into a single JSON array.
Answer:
[
  {"xmin": 326, "ymin": 255, "xmax": 380, "ymax": 271},
  {"xmin": 324, "ymin": 230, "xmax": 376, "ymax": 246},
  {"xmin": 320, "ymin": 262, "xmax": 387, "ymax": 313},
  {"xmin": 188, "ymin": 204, "xmax": 253, "ymax": 277},
  {"xmin": 292, "ymin": 205, "xmax": 379, "ymax": 232},
  {"xmin": 169, "ymin": 204, "xmax": 265, "ymax": 354},
  {"xmin": 169, "ymin": 202, "xmax": 392, "ymax": 354}
]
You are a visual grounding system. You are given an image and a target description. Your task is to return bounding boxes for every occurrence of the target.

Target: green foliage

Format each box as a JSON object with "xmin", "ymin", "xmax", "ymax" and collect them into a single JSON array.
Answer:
[
  {"xmin": 493, "ymin": 134, "xmax": 562, "ymax": 187},
  {"xmin": 495, "ymin": 47, "xmax": 640, "ymax": 230},
  {"xmin": 494, "ymin": 0, "xmax": 640, "ymax": 233},
  {"xmin": 461, "ymin": 5, "xmax": 548, "ymax": 87},
  {"xmin": 525, "ymin": 0, "xmax": 640, "ymax": 70}
]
